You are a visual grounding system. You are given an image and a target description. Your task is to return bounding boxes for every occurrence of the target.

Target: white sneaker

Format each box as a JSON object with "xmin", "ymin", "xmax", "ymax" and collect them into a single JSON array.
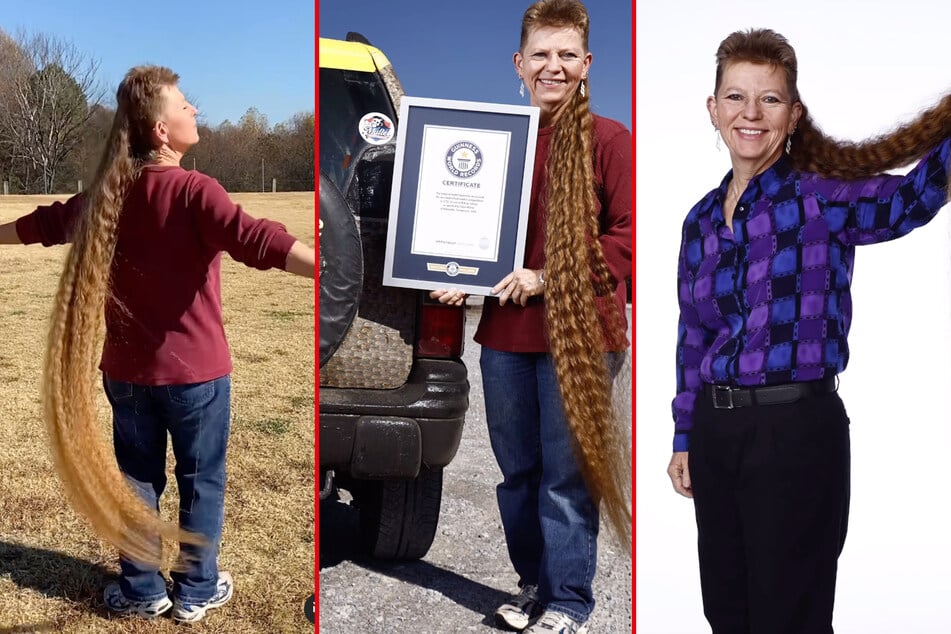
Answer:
[
  {"xmin": 524, "ymin": 609, "xmax": 590, "ymax": 634},
  {"xmin": 171, "ymin": 571, "xmax": 234, "ymax": 623},
  {"xmin": 495, "ymin": 583, "xmax": 540, "ymax": 630},
  {"xmin": 103, "ymin": 582, "xmax": 172, "ymax": 618}
]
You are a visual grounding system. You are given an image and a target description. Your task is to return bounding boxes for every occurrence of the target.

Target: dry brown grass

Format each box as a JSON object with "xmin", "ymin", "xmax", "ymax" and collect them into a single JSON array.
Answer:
[{"xmin": 0, "ymin": 192, "xmax": 314, "ymax": 633}]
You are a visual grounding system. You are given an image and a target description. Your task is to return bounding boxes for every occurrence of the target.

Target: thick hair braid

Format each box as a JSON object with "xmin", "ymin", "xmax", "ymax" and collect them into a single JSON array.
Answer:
[
  {"xmin": 790, "ymin": 95, "xmax": 951, "ymax": 180},
  {"xmin": 43, "ymin": 67, "xmax": 198, "ymax": 565},
  {"xmin": 544, "ymin": 83, "xmax": 631, "ymax": 547}
]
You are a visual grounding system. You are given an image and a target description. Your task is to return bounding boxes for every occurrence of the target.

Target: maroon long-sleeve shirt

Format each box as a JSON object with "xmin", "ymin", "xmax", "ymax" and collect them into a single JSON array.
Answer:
[
  {"xmin": 474, "ymin": 115, "xmax": 632, "ymax": 352},
  {"xmin": 16, "ymin": 165, "xmax": 297, "ymax": 384}
]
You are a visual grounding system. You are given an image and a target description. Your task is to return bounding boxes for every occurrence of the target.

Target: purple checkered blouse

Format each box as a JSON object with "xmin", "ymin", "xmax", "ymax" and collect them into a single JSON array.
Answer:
[{"xmin": 672, "ymin": 140, "xmax": 951, "ymax": 451}]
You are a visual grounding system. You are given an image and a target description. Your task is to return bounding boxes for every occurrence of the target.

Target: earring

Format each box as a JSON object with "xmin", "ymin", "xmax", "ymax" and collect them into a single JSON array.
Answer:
[
  {"xmin": 519, "ymin": 80, "xmax": 525, "ymax": 98},
  {"xmin": 715, "ymin": 128, "xmax": 721, "ymax": 152},
  {"xmin": 580, "ymin": 78, "xmax": 586, "ymax": 98},
  {"xmin": 785, "ymin": 136, "xmax": 792, "ymax": 154}
]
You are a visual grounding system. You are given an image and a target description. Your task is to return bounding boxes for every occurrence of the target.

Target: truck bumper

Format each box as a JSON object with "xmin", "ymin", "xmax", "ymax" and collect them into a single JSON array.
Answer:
[{"xmin": 319, "ymin": 358, "xmax": 468, "ymax": 479}]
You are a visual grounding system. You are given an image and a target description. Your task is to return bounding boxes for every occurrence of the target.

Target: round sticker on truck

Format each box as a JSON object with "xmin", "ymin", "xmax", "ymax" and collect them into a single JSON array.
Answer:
[{"xmin": 358, "ymin": 112, "xmax": 395, "ymax": 145}]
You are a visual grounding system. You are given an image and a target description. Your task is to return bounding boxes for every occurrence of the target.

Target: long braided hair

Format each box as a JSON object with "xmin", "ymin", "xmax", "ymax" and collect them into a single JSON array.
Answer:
[
  {"xmin": 715, "ymin": 28, "xmax": 951, "ymax": 184},
  {"xmin": 521, "ymin": 0, "xmax": 631, "ymax": 546},
  {"xmin": 43, "ymin": 65, "xmax": 199, "ymax": 565}
]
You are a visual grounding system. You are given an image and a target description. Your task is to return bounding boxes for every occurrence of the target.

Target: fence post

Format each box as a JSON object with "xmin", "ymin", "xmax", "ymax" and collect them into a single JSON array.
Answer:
[{"xmin": 272, "ymin": 177, "xmax": 277, "ymax": 193}]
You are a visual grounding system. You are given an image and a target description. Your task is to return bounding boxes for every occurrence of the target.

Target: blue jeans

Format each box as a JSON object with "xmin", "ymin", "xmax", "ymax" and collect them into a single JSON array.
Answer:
[
  {"xmin": 480, "ymin": 348, "xmax": 621, "ymax": 622},
  {"xmin": 103, "ymin": 374, "xmax": 231, "ymax": 604}
]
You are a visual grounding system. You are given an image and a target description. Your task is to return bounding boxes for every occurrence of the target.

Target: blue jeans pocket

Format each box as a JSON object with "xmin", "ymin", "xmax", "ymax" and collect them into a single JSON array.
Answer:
[
  {"xmin": 166, "ymin": 381, "xmax": 216, "ymax": 407},
  {"xmin": 104, "ymin": 377, "xmax": 134, "ymax": 401}
]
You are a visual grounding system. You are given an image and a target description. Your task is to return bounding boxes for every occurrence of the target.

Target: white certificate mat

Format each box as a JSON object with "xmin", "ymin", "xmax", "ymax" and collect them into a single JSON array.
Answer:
[{"xmin": 411, "ymin": 125, "xmax": 511, "ymax": 261}]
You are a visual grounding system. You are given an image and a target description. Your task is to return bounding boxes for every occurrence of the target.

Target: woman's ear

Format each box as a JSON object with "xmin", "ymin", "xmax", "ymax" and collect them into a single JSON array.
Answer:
[
  {"xmin": 151, "ymin": 120, "xmax": 169, "ymax": 146},
  {"xmin": 789, "ymin": 102, "xmax": 803, "ymax": 134}
]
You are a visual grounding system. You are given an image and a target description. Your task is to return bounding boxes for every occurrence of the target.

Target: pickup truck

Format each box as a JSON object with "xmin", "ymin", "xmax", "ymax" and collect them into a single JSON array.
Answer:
[{"xmin": 319, "ymin": 34, "xmax": 469, "ymax": 560}]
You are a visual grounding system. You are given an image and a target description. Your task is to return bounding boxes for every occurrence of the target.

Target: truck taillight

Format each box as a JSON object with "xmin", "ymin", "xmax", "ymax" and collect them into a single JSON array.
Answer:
[{"xmin": 416, "ymin": 301, "xmax": 465, "ymax": 358}]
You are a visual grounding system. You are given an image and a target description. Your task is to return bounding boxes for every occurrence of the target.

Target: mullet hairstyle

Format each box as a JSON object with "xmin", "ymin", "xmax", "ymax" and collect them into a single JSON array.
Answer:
[
  {"xmin": 43, "ymin": 65, "xmax": 200, "ymax": 565},
  {"xmin": 521, "ymin": 0, "xmax": 631, "ymax": 548},
  {"xmin": 715, "ymin": 28, "xmax": 951, "ymax": 188}
]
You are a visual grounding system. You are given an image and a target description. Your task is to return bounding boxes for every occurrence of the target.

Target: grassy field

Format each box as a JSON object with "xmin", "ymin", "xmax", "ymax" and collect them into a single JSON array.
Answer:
[{"xmin": 0, "ymin": 192, "xmax": 314, "ymax": 633}]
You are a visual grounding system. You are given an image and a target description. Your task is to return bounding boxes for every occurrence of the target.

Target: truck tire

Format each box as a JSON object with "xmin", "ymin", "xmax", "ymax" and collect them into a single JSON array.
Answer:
[
  {"xmin": 319, "ymin": 171, "xmax": 363, "ymax": 367},
  {"xmin": 356, "ymin": 467, "xmax": 443, "ymax": 560}
]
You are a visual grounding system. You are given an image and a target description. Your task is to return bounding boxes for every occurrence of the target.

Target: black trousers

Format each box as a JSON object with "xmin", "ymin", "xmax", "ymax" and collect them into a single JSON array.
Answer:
[{"xmin": 689, "ymin": 388, "xmax": 851, "ymax": 634}]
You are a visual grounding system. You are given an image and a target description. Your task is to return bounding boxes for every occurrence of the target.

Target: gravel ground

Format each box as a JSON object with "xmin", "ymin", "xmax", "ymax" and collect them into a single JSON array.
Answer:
[{"xmin": 319, "ymin": 303, "xmax": 633, "ymax": 633}]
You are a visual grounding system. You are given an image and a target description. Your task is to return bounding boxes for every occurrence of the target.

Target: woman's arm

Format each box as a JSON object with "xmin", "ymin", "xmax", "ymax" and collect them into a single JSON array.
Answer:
[
  {"xmin": 284, "ymin": 240, "xmax": 315, "ymax": 278},
  {"xmin": 816, "ymin": 138, "xmax": 951, "ymax": 245},
  {"xmin": 0, "ymin": 194, "xmax": 84, "ymax": 246},
  {"xmin": 596, "ymin": 125, "xmax": 633, "ymax": 288},
  {"xmin": 0, "ymin": 221, "xmax": 22, "ymax": 244},
  {"xmin": 189, "ymin": 175, "xmax": 298, "ymax": 270},
  {"xmin": 672, "ymin": 225, "xmax": 714, "ymax": 454}
]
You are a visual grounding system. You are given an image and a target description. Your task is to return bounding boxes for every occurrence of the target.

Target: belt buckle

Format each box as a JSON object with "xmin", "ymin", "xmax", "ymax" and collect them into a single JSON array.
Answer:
[{"xmin": 713, "ymin": 385, "xmax": 734, "ymax": 409}]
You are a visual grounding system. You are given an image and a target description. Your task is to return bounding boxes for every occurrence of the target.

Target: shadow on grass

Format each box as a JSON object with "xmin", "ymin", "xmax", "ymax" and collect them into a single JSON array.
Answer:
[
  {"xmin": 319, "ymin": 497, "xmax": 508, "ymax": 626},
  {"xmin": 0, "ymin": 540, "xmax": 111, "ymax": 606}
]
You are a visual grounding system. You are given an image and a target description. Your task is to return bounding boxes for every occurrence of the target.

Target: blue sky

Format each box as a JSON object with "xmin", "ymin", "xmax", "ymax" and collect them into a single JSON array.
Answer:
[
  {"xmin": 2, "ymin": 0, "xmax": 315, "ymax": 127},
  {"xmin": 319, "ymin": 0, "xmax": 632, "ymax": 130}
]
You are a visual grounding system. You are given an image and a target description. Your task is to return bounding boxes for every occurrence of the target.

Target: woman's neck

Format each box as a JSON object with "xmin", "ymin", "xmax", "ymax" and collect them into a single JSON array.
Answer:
[
  {"xmin": 537, "ymin": 100, "xmax": 572, "ymax": 128},
  {"xmin": 730, "ymin": 149, "xmax": 784, "ymax": 191},
  {"xmin": 149, "ymin": 145, "xmax": 183, "ymax": 167},
  {"xmin": 730, "ymin": 175, "xmax": 749, "ymax": 200}
]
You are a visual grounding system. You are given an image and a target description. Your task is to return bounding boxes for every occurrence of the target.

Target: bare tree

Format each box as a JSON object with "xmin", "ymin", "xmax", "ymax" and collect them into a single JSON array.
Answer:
[
  {"xmin": 0, "ymin": 30, "xmax": 104, "ymax": 193},
  {"xmin": 67, "ymin": 103, "xmax": 114, "ymax": 190},
  {"xmin": 0, "ymin": 30, "xmax": 32, "ymax": 189}
]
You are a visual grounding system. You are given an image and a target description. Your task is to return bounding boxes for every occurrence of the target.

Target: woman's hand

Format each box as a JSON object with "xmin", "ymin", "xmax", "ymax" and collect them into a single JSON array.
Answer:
[
  {"xmin": 492, "ymin": 268, "xmax": 545, "ymax": 306},
  {"xmin": 667, "ymin": 452, "xmax": 692, "ymax": 498},
  {"xmin": 430, "ymin": 288, "xmax": 467, "ymax": 306}
]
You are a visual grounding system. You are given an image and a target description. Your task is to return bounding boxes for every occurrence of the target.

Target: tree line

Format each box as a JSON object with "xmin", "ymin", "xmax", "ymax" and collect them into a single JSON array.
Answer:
[{"xmin": 0, "ymin": 29, "xmax": 314, "ymax": 195}]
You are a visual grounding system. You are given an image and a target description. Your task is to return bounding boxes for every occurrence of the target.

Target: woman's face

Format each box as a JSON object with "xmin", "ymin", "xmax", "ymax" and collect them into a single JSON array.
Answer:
[
  {"xmin": 514, "ymin": 25, "xmax": 592, "ymax": 125},
  {"xmin": 154, "ymin": 84, "xmax": 200, "ymax": 152},
  {"xmin": 707, "ymin": 61, "xmax": 801, "ymax": 175}
]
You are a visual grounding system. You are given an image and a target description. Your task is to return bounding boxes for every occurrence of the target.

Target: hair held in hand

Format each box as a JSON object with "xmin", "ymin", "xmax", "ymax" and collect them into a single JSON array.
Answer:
[
  {"xmin": 716, "ymin": 27, "xmax": 951, "ymax": 190},
  {"xmin": 42, "ymin": 66, "xmax": 200, "ymax": 565},
  {"xmin": 523, "ymin": 0, "xmax": 632, "ymax": 548}
]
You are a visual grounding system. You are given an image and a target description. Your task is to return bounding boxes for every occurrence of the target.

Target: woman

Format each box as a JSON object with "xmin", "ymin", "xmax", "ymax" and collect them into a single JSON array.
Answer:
[
  {"xmin": 434, "ymin": 1, "xmax": 631, "ymax": 631},
  {"xmin": 668, "ymin": 28, "xmax": 951, "ymax": 633},
  {"xmin": 0, "ymin": 66, "xmax": 314, "ymax": 622}
]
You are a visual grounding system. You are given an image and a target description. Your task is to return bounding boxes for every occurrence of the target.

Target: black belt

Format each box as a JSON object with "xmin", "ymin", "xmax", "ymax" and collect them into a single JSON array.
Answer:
[{"xmin": 703, "ymin": 376, "xmax": 837, "ymax": 409}]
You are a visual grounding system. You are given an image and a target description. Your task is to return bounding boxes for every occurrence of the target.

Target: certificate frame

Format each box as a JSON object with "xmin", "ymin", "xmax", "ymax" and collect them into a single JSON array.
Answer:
[{"xmin": 383, "ymin": 96, "xmax": 539, "ymax": 296}]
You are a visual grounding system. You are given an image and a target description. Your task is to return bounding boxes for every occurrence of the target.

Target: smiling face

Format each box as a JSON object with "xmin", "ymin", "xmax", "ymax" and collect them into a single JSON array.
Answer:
[
  {"xmin": 152, "ymin": 84, "xmax": 200, "ymax": 154},
  {"xmin": 514, "ymin": 24, "xmax": 592, "ymax": 126},
  {"xmin": 707, "ymin": 61, "xmax": 801, "ymax": 176}
]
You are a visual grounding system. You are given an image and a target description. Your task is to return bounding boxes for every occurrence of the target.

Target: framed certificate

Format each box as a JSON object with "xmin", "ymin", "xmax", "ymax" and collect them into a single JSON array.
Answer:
[{"xmin": 383, "ymin": 96, "xmax": 540, "ymax": 295}]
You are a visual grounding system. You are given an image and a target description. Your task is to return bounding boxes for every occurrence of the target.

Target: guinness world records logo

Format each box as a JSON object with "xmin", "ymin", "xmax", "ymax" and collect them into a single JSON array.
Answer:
[{"xmin": 445, "ymin": 141, "xmax": 483, "ymax": 178}]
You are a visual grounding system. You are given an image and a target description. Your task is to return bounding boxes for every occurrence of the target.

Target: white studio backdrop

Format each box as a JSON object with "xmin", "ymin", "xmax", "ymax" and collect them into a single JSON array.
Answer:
[{"xmin": 636, "ymin": 0, "xmax": 951, "ymax": 632}]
